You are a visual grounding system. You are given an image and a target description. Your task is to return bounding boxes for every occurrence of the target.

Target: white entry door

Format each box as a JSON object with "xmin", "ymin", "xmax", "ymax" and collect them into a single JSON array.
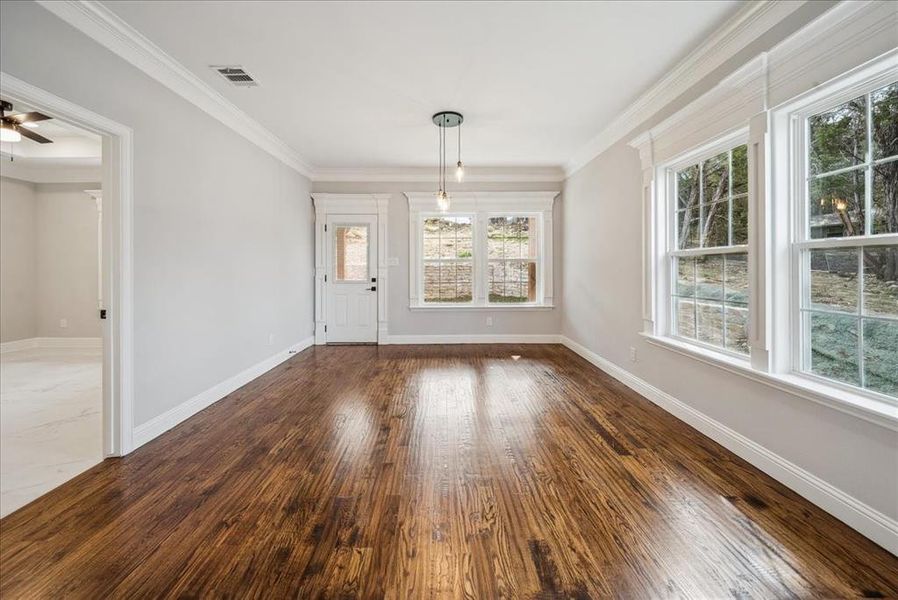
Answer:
[{"xmin": 325, "ymin": 214, "xmax": 378, "ymax": 343}]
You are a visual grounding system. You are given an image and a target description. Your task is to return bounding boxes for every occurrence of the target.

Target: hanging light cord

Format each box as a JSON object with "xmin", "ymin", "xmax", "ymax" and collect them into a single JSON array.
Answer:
[{"xmin": 457, "ymin": 121, "xmax": 461, "ymax": 166}]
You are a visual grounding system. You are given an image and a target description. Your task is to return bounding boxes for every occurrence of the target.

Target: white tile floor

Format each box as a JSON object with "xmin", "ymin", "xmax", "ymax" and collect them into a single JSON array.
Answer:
[{"xmin": 0, "ymin": 346, "xmax": 103, "ymax": 517}]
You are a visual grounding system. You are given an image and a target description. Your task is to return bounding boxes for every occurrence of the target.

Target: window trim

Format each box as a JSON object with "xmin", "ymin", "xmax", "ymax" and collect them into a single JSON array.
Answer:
[{"xmin": 406, "ymin": 192, "xmax": 557, "ymax": 309}]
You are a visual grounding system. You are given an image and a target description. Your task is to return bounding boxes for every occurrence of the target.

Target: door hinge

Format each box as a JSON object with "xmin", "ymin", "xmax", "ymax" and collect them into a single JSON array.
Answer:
[
  {"xmin": 324, "ymin": 274, "xmax": 327, "ymax": 282},
  {"xmin": 325, "ymin": 325, "xmax": 327, "ymax": 332},
  {"xmin": 324, "ymin": 224, "xmax": 327, "ymax": 232}
]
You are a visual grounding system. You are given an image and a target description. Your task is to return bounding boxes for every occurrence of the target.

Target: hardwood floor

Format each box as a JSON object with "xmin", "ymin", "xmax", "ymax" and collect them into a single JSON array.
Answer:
[{"xmin": 1, "ymin": 344, "xmax": 896, "ymax": 598}]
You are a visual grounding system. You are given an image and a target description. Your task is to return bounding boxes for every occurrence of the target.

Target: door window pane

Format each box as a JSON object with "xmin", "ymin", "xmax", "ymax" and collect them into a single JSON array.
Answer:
[{"xmin": 334, "ymin": 225, "xmax": 368, "ymax": 282}]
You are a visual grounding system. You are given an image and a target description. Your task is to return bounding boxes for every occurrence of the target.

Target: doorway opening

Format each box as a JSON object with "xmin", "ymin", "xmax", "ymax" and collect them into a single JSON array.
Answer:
[{"xmin": 0, "ymin": 74, "xmax": 133, "ymax": 516}]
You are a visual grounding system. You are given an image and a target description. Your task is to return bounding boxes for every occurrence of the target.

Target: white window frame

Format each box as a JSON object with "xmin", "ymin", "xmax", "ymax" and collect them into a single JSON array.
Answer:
[
  {"xmin": 631, "ymin": 39, "xmax": 898, "ymax": 429},
  {"xmin": 661, "ymin": 130, "xmax": 750, "ymax": 360},
  {"xmin": 772, "ymin": 60, "xmax": 898, "ymax": 404},
  {"xmin": 418, "ymin": 212, "xmax": 477, "ymax": 307},
  {"xmin": 406, "ymin": 192, "xmax": 557, "ymax": 309},
  {"xmin": 486, "ymin": 212, "xmax": 544, "ymax": 306}
]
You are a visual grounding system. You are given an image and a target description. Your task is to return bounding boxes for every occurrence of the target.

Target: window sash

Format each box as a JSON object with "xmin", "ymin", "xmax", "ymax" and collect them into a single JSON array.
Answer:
[
  {"xmin": 666, "ymin": 138, "xmax": 750, "ymax": 357},
  {"xmin": 792, "ymin": 81, "xmax": 898, "ymax": 398},
  {"xmin": 487, "ymin": 214, "xmax": 541, "ymax": 305}
]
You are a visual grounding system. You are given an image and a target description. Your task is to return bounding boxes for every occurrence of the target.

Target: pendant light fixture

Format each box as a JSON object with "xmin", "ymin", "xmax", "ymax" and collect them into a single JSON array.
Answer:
[{"xmin": 432, "ymin": 111, "xmax": 464, "ymax": 211}]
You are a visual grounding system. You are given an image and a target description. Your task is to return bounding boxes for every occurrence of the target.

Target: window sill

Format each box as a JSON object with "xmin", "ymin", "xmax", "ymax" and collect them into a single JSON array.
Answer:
[
  {"xmin": 409, "ymin": 304, "xmax": 554, "ymax": 312},
  {"xmin": 640, "ymin": 333, "xmax": 898, "ymax": 431}
]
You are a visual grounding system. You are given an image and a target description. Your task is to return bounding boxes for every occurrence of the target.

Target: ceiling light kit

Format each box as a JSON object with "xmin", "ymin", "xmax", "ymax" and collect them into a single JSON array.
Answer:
[
  {"xmin": 432, "ymin": 110, "xmax": 464, "ymax": 211},
  {"xmin": 1, "ymin": 100, "xmax": 54, "ymax": 146}
]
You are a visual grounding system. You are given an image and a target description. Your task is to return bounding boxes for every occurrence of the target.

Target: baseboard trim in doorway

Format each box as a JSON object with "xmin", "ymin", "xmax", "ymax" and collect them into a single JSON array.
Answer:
[
  {"xmin": 0, "ymin": 337, "xmax": 102, "ymax": 353},
  {"xmin": 381, "ymin": 334, "xmax": 562, "ymax": 345},
  {"xmin": 132, "ymin": 336, "xmax": 314, "ymax": 450},
  {"xmin": 558, "ymin": 335, "xmax": 898, "ymax": 556}
]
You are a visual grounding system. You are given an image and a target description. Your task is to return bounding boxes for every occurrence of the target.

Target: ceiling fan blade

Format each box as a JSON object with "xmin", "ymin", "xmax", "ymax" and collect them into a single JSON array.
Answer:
[
  {"xmin": 10, "ymin": 111, "xmax": 52, "ymax": 124},
  {"xmin": 18, "ymin": 127, "xmax": 53, "ymax": 144}
]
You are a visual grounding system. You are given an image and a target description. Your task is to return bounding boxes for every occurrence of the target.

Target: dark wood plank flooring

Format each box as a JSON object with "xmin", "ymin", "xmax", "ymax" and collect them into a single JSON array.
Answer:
[{"xmin": 1, "ymin": 344, "xmax": 896, "ymax": 598}]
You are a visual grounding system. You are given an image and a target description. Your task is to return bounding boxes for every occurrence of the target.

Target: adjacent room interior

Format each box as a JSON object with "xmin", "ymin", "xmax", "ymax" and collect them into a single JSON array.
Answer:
[
  {"xmin": 0, "ymin": 0, "xmax": 896, "ymax": 597},
  {"xmin": 0, "ymin": 111, "xmax": 104, "ymax": 517}
]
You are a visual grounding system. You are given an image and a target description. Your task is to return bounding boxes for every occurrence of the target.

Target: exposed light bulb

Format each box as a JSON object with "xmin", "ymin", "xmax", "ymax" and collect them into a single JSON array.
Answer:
[
  {"xmin": 0, "ymin": 126, "xmax": 22, "ymax": 143},
  {"xmin": 437, "ymin": 190, "xmax": 450, "ymax": 212},
  {"xmin": 456, "ymin": 161, "xmax": 464, "ymax": 182}
]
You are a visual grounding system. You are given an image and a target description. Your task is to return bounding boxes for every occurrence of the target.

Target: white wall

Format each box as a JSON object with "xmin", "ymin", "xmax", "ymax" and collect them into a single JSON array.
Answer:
[
  {"xmin": 0, "ymin": 177, "xmax": 38, "ymax": 343},
  {"xmin": 561, "ymin": 1, "xmax": 898, "ymax": 528},
  {"xmin": 1, "ymin": 1, "xmax": 315, "ymax": 427},
  {"xmin": 311, "ymin": 181, "xmax": 562, "ymax": 337}
]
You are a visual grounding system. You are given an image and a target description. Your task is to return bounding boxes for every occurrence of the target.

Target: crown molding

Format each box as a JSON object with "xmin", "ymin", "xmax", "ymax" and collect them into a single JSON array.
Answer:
[
  {"xmin": 310, "ymin": 166, "xmax": 566, "ymax": 183},
  {"xmin": 36, "ymin": 0, "xmax": 314, "ymax": 178},
  {"xmin": 564, "ymin": 0, "xmax": 807, "ymax": 178}
]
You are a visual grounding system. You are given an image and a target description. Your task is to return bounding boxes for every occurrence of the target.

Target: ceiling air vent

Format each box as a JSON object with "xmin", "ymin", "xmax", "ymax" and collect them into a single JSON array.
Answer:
[{"xmin": 211, "ymin": 66, "xmax": 258, "ymax": 87}]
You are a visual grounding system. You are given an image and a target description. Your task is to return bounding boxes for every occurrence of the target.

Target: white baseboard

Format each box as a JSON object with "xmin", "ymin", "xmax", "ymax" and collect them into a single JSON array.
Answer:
[
  {"xmin": 559, "ymin": 335, "xmax": 898, "ymax": 556},
  {"xmin": 381, "ymin": 334, "xmax": 561, "ymax": 345},
  {"xmin": 132, "ymin": 336, "xmax": 314, "ymax": 449},
  {"xmin": 0, "ymin": 337, "xmax": 102, "ymax": 353}
]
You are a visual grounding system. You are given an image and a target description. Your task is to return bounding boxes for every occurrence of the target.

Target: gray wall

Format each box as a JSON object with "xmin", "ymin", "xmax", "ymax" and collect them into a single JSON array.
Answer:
[
  {"xmin": 1, "ymin": 1, "xmax": 315, "ymax": 426},
  {"xmin": 34, "ymin": 182, "xmax": 102, "ymax": 338},
  {"xmin": 311, "ymin": 181, "xmax": 562, "ymax": 337},
  {"xmin": 0, "ymin": 177, "xmax": 38, "ymax": 342},
  {"xmin": 561, "ymin": 3, "xmax": 897, "ymax": 520},
  {"xmin": 0, "ymin": 177, "xmax": 102, "ymax": 341}
]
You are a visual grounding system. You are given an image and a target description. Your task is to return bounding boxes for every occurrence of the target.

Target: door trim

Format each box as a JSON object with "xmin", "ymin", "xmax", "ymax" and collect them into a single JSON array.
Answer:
[
  {"xmin": 1, "ymin": 72, "xmax": 135, "ymax": 456},
  {"xmin": 311, "ymin": 194, "xmax": 390, "ymax": 345}
]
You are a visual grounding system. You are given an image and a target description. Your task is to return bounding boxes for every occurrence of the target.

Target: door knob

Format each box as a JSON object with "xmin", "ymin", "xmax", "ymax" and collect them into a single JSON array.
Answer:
[{"xmin": 369, "ymin": 286, "xmax": 377, "ymax": 291}]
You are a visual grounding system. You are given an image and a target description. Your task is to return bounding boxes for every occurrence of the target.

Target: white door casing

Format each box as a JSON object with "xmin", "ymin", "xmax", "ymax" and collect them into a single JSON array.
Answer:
[
  {"xmin": 312, "ymin": 194, "xmax": 390, "ymax": 345},
  {"xmin": 325, "ymin": 215, "xmax": 377, "ymax": 343}
]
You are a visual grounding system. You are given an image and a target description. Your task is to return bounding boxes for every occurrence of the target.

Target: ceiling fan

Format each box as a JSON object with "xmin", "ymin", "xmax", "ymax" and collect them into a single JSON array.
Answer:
[{"xmin": 1, "ymin": 100, "xmax": 53, "ymax": 144}]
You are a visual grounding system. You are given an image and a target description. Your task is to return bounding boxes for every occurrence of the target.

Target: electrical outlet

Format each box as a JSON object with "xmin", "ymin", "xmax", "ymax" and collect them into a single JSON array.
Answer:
[
  {"xmin": 268, "ymin": 333, "xmax": 275, "ymax": 346},
  {"xmin": 59, "ymin": 318, "xmax": 68, "ymax": 329},
  {"xmin": 629, "ymin": 346, "xmax": 637, "ymax": 362},
  {"xmin": 486, "ymin": 317, "xmax": 493, "ymax": 327}
]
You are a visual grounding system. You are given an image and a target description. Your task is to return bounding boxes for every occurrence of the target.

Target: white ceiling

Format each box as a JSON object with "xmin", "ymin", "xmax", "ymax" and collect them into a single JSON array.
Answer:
[{"xmin": 102, "ymin": 0, "xmax": 742, "ymax": 169}]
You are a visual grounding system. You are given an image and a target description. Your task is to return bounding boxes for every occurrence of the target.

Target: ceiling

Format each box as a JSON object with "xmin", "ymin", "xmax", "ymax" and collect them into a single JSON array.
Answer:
[{"xmin": 102, "ymin": 1, "xmax": 743, "ymax": 169}]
